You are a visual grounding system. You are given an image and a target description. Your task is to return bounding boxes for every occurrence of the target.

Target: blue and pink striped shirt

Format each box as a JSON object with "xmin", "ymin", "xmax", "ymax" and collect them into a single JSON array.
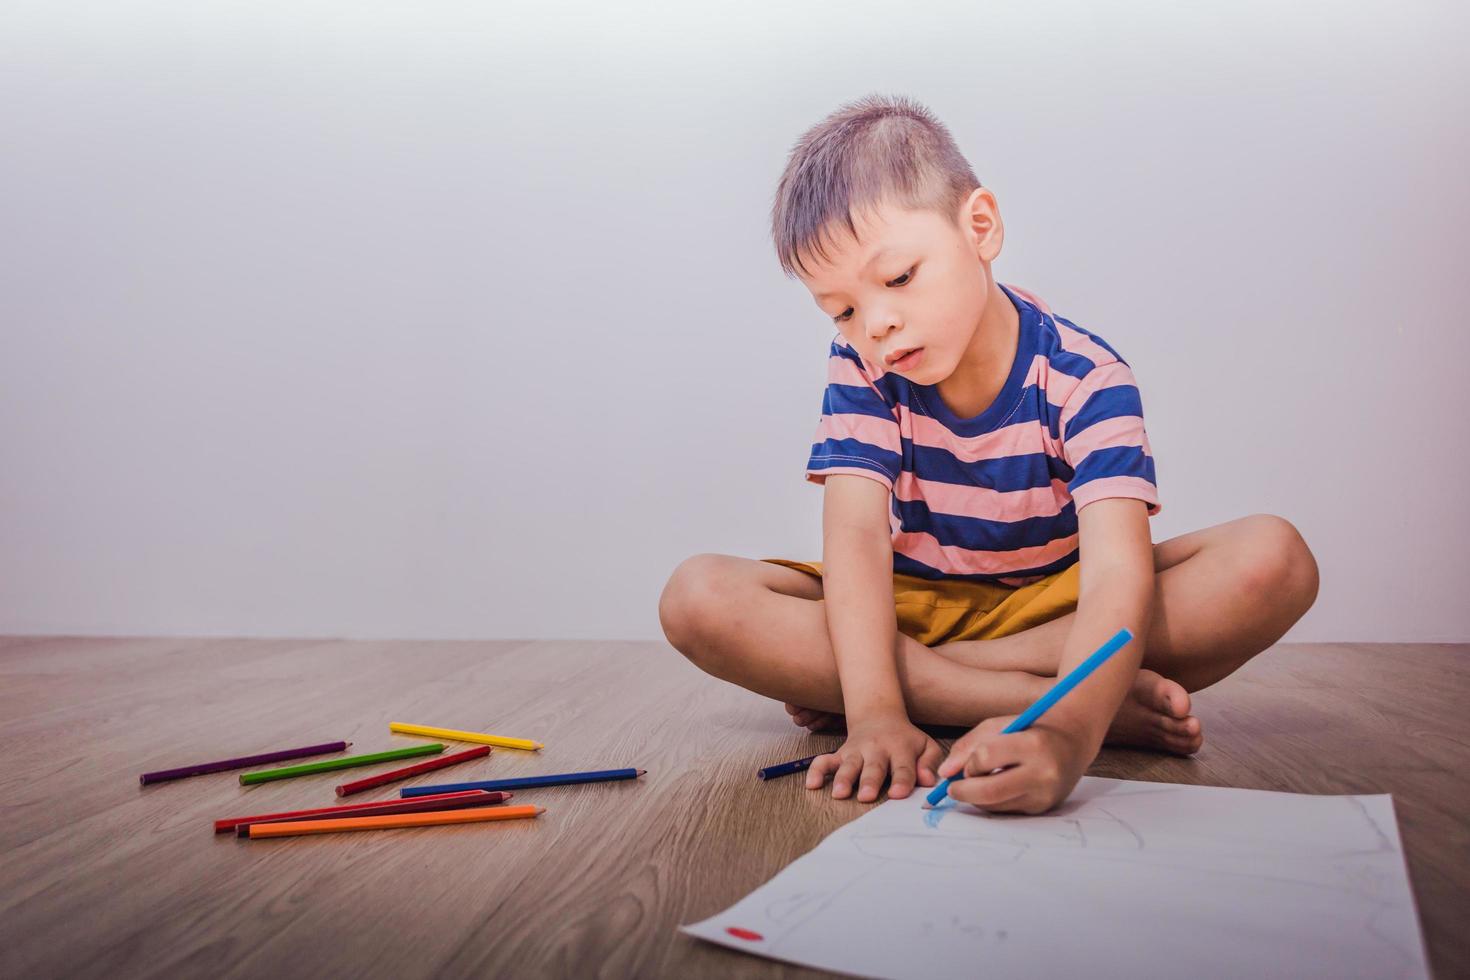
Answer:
[{"xmin": 805, "ymin": 282, "xmax": 1160, "ymax": 586}]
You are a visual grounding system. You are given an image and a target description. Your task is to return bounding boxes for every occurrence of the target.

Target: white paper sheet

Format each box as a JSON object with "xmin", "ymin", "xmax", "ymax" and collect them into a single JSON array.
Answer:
[{"xmin": 681, "ymin": 777, "xmax": 1429, "ymax": 980}]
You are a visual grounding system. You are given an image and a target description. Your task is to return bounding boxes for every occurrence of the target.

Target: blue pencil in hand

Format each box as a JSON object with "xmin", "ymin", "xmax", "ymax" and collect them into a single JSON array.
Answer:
[{"xmin": 923, "ymin": 627, "xmax": 1135, "ymax": 807}]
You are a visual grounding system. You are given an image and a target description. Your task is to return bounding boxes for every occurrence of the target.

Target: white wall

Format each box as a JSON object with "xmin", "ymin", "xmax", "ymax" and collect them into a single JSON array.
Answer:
[{"xmin": 2, "ymin": 0, "xmax": 1466, "ymax": 642}]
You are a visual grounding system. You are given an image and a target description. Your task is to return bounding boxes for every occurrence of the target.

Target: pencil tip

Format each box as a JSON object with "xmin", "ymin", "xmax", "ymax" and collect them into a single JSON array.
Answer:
[{"xmin": 636, "ymin": 769, "xmax": 647, "ymax": 776}]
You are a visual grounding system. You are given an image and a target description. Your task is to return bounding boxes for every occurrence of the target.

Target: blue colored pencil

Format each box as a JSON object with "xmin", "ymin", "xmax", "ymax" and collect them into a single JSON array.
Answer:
[
  {"xmin": 924, "ymin": 627, "xmax": 1135, "ymax": 807},
  {"xmin": 401, "ymin": 767, "xmax": 645, "ymax": 796},
  {"xmin": 758, "ymin": 754, "xmax": 821, "ymax": 780}
]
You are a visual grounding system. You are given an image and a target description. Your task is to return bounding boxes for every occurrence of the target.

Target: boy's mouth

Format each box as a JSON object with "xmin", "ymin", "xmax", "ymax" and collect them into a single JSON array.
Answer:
[{"xmin": 886, "ymin": 346, "xmax": 925, "ymax": 370}]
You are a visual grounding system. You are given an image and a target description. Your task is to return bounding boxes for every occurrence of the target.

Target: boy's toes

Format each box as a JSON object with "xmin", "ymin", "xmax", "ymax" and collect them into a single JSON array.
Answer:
[
  {"xmin": 1157, "ymin": 684, "xmax": 1190, "ymax": 720},
  {"xmin": 1163, "ymin": 723, "xmax": 1205, "ymax": 755},
  {"xmin": 1156, "ymin": 714, "xmax": 1201, "ymax": 737},
  {"xmin": 1138, "ymin": 669, "xmax": 1192, "ymax": 719}
]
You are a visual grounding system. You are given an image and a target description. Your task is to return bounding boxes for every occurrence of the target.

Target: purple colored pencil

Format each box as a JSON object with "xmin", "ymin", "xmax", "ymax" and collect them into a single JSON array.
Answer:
[{"xmin": 139, "ymin": 740, "xmax": 351, "ymax": 785}]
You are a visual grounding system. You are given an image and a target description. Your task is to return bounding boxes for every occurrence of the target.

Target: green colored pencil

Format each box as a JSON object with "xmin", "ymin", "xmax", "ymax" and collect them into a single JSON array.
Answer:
[{"xmin": 239, "ymin": 744, "xmax": 445, "ymax": 785}]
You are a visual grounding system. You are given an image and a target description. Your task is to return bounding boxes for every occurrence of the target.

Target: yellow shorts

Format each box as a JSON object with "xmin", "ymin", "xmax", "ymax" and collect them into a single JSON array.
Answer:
[{"xmin": 759, "ymin": 558, "xmax": 1080, "ymax": 647}]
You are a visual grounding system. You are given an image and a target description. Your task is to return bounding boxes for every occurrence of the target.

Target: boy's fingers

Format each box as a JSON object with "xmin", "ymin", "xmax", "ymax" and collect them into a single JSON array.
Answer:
[
  {"xmin": 888, "ymin": 762, "xmax": 917, "ymax": 798},
  {"xmin": 963, "ymin": 735, "xmax": 1027, "ymax": 778},
  {"xmin": 942, "ymin": 725, "xmax": 1031, "ymax": 778},
  {"xmin": 805, "ymin": 752, "xmax": 839, "ymax": 789},
  {"xmin": 939, "ymin": 734, "xmax": 979, "ymax": 777},
  {"xmin": 964, "ymin": 790, "xmax": 1029, "ymax": 814},
  {"xmin": 856, "ymin": 756, "xmax": 887, "ymax": 802},
  {"xmin": 832, "ymin": 756, "xmax": 863, "ymax": 798},
  {"xmin": 947, "ymin": 764, "xmax": 1030, "ymax": 809},
  {"xmin": 918, "ymin": 741, "xmax": 945, "ymax": 784}
]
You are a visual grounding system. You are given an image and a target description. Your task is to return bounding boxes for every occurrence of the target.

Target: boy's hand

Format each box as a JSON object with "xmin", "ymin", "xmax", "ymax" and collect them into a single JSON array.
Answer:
[
  {"xmin": 805, "ymin": 714, "xmax": 943, "ymax": 802},
  {"xmin": 937, "ymin": 715, "xmax": 1097, "ymax": 815}
]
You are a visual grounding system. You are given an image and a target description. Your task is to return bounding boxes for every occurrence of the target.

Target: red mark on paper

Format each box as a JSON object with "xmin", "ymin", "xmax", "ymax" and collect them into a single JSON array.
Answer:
[{"xmin": 726, "ymin": 926, "xmax": 763, "ymax": 941}]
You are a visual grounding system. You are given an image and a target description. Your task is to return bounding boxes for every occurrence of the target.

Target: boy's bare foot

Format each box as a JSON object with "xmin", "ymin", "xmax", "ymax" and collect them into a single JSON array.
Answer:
[
  {"xmin": 785, "ymin": 668, "xmax": 1202, "ymax": 754},
  {"xmin": 783, "ymin": 702, "xmax": 845, "ymax": 733},
  {"xmin": 1103, "ymin": 668, "xmax": 1204, "ymax": 755}
]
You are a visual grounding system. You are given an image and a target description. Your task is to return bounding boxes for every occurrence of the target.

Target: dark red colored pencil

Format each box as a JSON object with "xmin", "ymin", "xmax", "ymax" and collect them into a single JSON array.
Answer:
[
  {"xmin": 215, "ymin": 789, "xmax": 514, "ymax": 835},
  {"xmin": 334, "ymin": 744, "xmax": 492, "ymax": 797}
]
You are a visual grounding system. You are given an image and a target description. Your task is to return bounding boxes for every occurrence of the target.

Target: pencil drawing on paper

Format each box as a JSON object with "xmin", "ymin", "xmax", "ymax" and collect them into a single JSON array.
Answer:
[{"xmin": 681, "ymin": 776, "xmax": 1430, "ymax": 980}]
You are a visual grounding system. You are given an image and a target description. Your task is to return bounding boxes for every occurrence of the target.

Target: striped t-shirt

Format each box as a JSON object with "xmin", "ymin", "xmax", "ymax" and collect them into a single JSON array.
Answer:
[{"xmin": 805, "ymin": 282, "xmax": 1160, "ymax": 586}]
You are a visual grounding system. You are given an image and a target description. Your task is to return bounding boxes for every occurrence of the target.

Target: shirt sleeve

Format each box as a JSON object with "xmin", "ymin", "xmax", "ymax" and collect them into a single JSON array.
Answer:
[
  {"xmin": 804, "ymin": 338, "xmax": 902, "ymax": 492},
  {"xmin": 1058, "ymin": 357, "xmax": 1161, "ymax": 515}
]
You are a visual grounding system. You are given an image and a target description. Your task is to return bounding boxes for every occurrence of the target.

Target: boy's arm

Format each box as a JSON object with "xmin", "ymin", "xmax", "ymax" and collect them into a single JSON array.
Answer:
[
  {"xmin": 819, "ymin": 473, "xmax": 905, "ymax": 719},
  {"xmin": 1035, "ymin": 496, "xmax": 1155, "ymax": 747},
  {"xmin": 938, "ymin": 496, "xmax": 1154, "ymax": 813},
  {"xmin": 804, "ymin": 474, "xmax": 944, "ymax": 801}
]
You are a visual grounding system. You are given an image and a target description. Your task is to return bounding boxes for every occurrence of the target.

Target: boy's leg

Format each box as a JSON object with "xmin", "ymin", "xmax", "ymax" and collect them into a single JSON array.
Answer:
[
  {"xmin": 931, "ymin": 513, "xmax": 1320, "ymax": 693},
  {"xmin": 657, "ymin": 553, "xmax": 1202, "ymax": 754},
  {"xmin": 659, "ymin": 554, "xmax": 1044, "ymax": 725}
]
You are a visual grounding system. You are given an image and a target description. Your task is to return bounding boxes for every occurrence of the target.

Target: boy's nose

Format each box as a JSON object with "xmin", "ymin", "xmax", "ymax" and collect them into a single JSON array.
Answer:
[{"xmin": 866, "ymin": 317, "xmax": 901, "ymax": 341}]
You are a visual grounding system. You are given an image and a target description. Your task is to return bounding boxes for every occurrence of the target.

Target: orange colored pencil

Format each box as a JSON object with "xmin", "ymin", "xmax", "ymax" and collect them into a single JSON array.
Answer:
[{"xmin": 246, "ymin": 804, "xmax": 544, "ymax": 839}]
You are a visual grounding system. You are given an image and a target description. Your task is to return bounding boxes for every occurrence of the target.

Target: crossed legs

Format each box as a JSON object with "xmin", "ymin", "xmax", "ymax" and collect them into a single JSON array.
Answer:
[{"xmin": 658, "ymin": 514, "xmax": 1319, "ymax": 755}]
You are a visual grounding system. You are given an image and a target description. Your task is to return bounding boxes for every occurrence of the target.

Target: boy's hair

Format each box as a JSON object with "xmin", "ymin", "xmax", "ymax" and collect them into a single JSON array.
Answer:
[{"xmin": 770, "ymin": 92, "xmax": 981, "ymax": 280}]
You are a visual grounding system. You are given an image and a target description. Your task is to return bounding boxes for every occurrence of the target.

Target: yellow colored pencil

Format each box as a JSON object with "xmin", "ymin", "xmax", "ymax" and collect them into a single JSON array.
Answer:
[
  {"xmin": 247, "ymin": 804, "xmax": 544, "ymax": 838},
  {"xmin": 389, "ymin": 721, "xmax": 543, "ymax": 751}
]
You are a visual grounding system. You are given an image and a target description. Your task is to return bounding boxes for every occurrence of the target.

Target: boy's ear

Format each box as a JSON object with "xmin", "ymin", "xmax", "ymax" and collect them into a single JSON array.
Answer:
[{"xmin": 960, "ymin": 186, "xmax": 1004, "ymax": 263}]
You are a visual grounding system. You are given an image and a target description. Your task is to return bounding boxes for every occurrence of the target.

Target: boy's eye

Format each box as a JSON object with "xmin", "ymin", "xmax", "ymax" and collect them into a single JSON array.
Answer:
[{"xmin": 831, "ymin": 267, "xmax": 914, "ymax": 322}]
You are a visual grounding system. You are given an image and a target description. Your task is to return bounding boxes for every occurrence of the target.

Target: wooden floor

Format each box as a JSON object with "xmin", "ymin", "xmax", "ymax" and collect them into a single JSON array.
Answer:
[{"xmin": 0, "ymin": 637, "xmax": 1465, "ymax": 979}]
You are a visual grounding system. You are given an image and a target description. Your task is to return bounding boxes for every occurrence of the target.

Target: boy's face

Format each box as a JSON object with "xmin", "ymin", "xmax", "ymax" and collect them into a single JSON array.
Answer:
[{"xmin": 796, "ymin": 188, "xmax": 1002, "ymax": 384}]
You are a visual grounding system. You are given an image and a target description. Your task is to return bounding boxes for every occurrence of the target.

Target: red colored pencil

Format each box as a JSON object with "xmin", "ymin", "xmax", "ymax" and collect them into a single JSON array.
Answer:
[
  {"xmin": 334, "ymin": 744, "xmax": 492, "ymax": 797},
  {"xmin": 214, "ymin": 789, "xmax": 512, "ymax": 835}
]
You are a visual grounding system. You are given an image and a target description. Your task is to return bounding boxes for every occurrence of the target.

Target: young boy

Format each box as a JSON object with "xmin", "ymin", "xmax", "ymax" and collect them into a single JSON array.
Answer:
[{"xmin": 658, "ymin": 94, "xmax": 1319, "ymax": 815}]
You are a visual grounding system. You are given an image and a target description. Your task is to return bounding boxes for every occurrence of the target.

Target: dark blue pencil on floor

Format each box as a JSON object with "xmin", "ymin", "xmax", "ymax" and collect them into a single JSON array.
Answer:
[
  {"xmin": 924, "ymin": 626, "xmax": 1135, "ymax": 807},
  {"xmin": 758, "ymin": 754, "xmax": 821, "ymax": 780},
  {"xmin": 401, "ymin": 767, "xmax": 645, "ymax": 796}
]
